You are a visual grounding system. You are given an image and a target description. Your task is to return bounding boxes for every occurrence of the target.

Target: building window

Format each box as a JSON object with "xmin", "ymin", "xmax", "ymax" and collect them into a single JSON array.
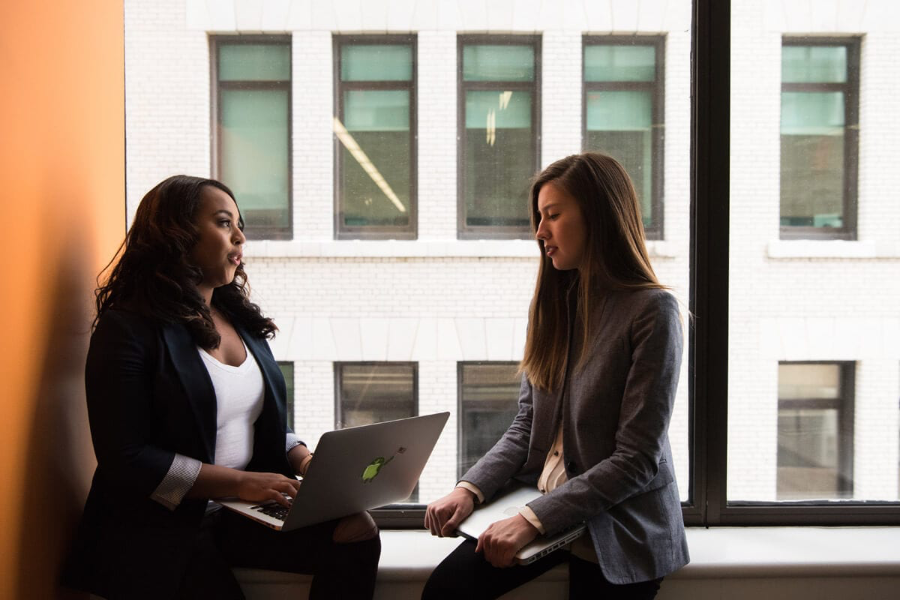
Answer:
[
  {"xmin": 212, "ymin": 37, "xmax": 292, "ymax": 239},
  {"xmin": 777, "ymin": 362, "xmax": 855, "ymax": 500},
  {"xmin": 458, "ymin": 36, "xmax": 541, "ymax": 239},
  {"xmin": 334, "ymin": 36, "xmax": 417, "ymax": 240},
  {"xmin": 458, "ymin": 363, "xmax": 521, "ymax": 478},
  {"xmin": 335, "ymin": 363, "xmax": 417, "ymax": 429},
  {"xmin": 583, "ymin": 37, "xmax": 665, "ymax": 239},
  {"xmin": 277, "ymin": 362, "xmax": 295, "ymax": 430},
  {"xmin": 780, "ymin": 39, "xmax": 859, "ymax": 239}
]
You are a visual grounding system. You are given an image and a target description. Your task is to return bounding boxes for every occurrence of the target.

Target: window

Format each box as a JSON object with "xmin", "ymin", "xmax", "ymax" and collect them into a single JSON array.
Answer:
[
  {"xmin": 334, "ymin": 36, "xmax": 416, "ymax": 239},
  {"xmin": 335, "ymin": 363, "xmax": 417, "ymax": 428},
  {"xmin": 583, "ymin": 37, "xmax": 665, "ymax": 239},
  {"xmin": 458, "ymin": 36, "xmax": 540, "ymax": 239},
  {"xmin": 335, "ymin": 362, "xmax": 418, "ymax": 501},
  {"xmin": 278, "ymin": 362, "xmax": 295, "ymax": 430},
  {"xmin": 212, "ymin": 37, "xmax": 292, "ymax": 239},
  {"xmin": 458, "ymin": 363, "xmax": 521, "ymax": 478},
  {"xmin": 777, "ymin": 363, "xmax": 854, "ymax": 500},
  {"xmin": 780, "ymin": 39, "xmax": 859, "ymax": 239}
]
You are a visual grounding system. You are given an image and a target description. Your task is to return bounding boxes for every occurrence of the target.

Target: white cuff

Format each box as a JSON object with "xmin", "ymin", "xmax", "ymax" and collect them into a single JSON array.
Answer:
[{"xmin": 150, "ymin": 454, "xmax": 202, "ymax": 511}]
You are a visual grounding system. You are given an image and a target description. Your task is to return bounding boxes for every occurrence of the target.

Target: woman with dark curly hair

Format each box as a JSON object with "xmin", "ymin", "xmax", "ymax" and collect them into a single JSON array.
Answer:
[{"xmin": 63, "ymin": 176, "xmax": 380, "ymax": 599}]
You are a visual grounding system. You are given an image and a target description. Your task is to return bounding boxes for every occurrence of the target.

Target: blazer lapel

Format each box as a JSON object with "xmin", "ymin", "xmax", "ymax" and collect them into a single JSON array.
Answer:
[{"xmin": 161, "ymin": 323, "xmax": 217, "ymax": 463}]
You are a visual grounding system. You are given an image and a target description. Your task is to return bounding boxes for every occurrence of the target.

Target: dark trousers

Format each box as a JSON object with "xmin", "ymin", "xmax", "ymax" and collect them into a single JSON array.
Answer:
[
  {"xmin": 421, "ymin": 540, "xmax": 662, "ymax": 600},
  {"xmin": 178, "ymin": 508, "xmax": 381, "ymax": 600}
]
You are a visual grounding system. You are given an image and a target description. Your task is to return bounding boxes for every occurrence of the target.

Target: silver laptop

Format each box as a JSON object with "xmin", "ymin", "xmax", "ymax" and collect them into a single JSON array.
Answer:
[
  {"xmin": 456, "ymin": 484, "xmax": 586, "ymax": 564},
  {"xmin": 218, "ymin": 412, "xmax": 449, "ymax": 531}
]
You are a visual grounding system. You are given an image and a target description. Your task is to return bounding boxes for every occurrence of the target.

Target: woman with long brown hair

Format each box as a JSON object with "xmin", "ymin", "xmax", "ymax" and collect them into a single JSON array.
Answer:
[
  {"xmin": 63, "ymin": 175, "xmax": 380, "ymax": 599},
  {"xmin": 423, "ymin": 153, "xmax": 688, "ymax": 599}
]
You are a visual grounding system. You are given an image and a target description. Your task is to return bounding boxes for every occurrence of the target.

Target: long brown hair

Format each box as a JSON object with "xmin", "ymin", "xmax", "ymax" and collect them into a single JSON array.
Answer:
[
  {"xmin": 521, "ymin": 153, "xmax": 665, "ymax": 391},
  {"xmin": 94, "ymin": 175, "xmax": 276, "ymax": 348}
]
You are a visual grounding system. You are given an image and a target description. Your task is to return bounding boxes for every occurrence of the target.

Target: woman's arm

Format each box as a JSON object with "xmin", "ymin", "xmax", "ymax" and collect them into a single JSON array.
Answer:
[{"xmin": 187, "ymin": 464, "xmax": 300, "ymax": 507}]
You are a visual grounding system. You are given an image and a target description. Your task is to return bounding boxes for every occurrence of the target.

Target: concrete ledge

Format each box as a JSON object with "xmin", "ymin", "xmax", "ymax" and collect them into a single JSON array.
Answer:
[{"xmin": 235, "ymin": 527, "xmax": 900, "ymax": 599}]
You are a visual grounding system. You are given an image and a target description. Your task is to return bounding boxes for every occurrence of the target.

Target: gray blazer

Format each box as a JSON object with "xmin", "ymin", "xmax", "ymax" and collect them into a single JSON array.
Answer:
[{"xmin": 461, "ymin": 287, "xmax": 689, "ymax": 584}]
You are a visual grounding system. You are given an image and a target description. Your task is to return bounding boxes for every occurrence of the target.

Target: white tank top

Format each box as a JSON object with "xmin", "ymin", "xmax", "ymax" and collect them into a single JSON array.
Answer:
[{"xmin": 198, "ymin": 339, "xmax": 265, "ymax": 470}]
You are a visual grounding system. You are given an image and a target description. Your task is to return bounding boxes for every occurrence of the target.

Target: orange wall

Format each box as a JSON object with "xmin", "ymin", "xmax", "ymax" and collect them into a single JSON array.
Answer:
[{"xmin": 0, "ymin": 1, "xmax": 125, "ymax": 597}]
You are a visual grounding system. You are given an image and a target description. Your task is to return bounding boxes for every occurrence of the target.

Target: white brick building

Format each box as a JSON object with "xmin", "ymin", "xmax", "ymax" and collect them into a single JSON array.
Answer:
[{"xmin": 124, "ymin": 0, "xmax": 899, "ymax": 503}]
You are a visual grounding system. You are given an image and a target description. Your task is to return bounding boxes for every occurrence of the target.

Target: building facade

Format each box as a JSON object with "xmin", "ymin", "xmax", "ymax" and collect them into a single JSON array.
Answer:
[{"xmin": 124, "ymin": 0, "xmax": 899, "ymax": 504}]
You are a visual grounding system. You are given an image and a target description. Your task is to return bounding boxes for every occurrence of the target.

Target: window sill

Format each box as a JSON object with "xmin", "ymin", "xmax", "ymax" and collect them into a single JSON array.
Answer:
[
  {"xmin": 244, "ymin": 239, "xmax": 678, "ymax": 259},
  {"xmin": 767, "ymin": 240, "xmax": 900, "ymax": 259},
  {"xmin": 232, "ymin": 526, "xmax": 900, "ymax": 597}
]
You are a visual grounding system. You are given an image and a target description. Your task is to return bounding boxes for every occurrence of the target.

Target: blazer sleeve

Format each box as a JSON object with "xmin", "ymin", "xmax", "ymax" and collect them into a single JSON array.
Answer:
[
  {"xmin": 527, "ymin": 291, "xmax": 683, "ymax": 534},
  {"xmin": 458, "ymin": 373, "xmax": 535, "ymax": 500},
  {"xmin": 85, "ymin": 310, "xmax": 179, "ymax": 498}
]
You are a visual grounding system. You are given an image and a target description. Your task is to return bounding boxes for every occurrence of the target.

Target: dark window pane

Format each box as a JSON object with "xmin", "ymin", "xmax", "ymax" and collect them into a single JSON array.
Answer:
[
  {"xmin": 338, "ymin": 363, "xmax": 416, "ymax": 428},
  {"xmin": 220, "ymin": 88, "xmax": 290, "ymax": 230},
  {"xmin": 464, "ymin": 90, "xmax": 533, "ymax": 228},
  {"xmin": 459, "ymin": 363, "xmax": 520, "ymax": 478},
  {"xmin": 278, "ymin": 362, "xmax": 294, "ymax": 430}
]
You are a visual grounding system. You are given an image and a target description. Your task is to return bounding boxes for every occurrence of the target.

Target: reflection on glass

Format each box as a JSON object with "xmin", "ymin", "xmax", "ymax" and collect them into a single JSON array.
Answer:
[{"xmin": 337, "ymin": 363, "xmax": 416, "ymax": 429}]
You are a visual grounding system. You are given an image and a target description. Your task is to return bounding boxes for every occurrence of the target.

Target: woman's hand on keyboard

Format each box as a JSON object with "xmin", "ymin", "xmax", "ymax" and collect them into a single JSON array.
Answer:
[{"xmin": 236, "ymin": 472, "xmax": 302, "ymax": 508}]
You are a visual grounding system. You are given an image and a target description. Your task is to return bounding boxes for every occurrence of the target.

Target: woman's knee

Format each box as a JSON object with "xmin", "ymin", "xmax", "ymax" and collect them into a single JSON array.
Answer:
[{"xmin": 332, "ymin": 512, "xmax": 379, "ymax": 544}]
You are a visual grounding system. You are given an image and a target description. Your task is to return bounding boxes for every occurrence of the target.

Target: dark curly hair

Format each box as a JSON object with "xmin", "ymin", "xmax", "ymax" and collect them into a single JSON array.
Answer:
[{"xmin": 95, "ymin": 175, "xmax": 276, "ymax": 348}]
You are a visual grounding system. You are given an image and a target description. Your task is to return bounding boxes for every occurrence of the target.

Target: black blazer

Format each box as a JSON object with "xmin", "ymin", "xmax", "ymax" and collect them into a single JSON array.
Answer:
[{"xmin": 64, "ymin": 309, "xmax": 293, "ymax": 599}]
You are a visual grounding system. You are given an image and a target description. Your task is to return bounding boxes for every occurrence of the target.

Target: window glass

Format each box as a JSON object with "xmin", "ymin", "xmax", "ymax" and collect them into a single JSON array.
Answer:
[
  {"xmin": 219, "ymin": 44, "xmax": 290, "ymax": 81},
  {"xmin": 462, "ymin": 45, "xmax": 535, "ymax": 81},
  {"xmin": 215, "ymin": 39, "xmax": 291, "ymax": 237},
  {"xmin": 336, "ymin": 363, "xmax": 416, "ymax": 428},
  {"xmin": 583, "ymin": 39, "xmax": 662, "ymax": 236},
  {"xmin": 584, "ymin": 45, "xmax": 655, "ymax": 82},
  {"xmin": 341, "ymin": 45, "xmax": 413, "ymax": 81},
  {"xmin": 779, "ymin": 41, "xmax": 857, "ymax": 236},
  {"xmin": 459, "ymin": 38, "xmax": 538, "ymax": 237},
  {"xmin": 777, "ymin": 363, "xmax": 853, "ymax": 500},
  {"xmin": 729, "ymin": 4, "xmax": 897, "ymax": 507},
  {"xmin": 458, "ymin": 363, "xmax": 521, "ymax": 478},
  {"xmin": 278, "ymin": 362, "xmax": 295, "ymax": 430},
  {"xmin": 335, "ymin": 38, "xmax": 415, "ymax": 238}
]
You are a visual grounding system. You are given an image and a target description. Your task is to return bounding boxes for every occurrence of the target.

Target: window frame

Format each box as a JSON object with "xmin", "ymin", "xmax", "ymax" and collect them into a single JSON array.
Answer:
[
  {"xmin": 776, "ymin": 361, "xmax": 855, "ymax": 500},
  {"xmin": 457, "ymin": 34, "xmax": 542, "ymax": 240},
  {"xmin": 779, "ymin": 36, "xmax": 860, "ymax": 241},
  {"xmin": 210, "ymin": 35, "xmax": 293, "ymax": 240},
  {"xmin": 333, "ymin": 34, "xmax": 418, "ymax": 240},
  {"xmin": 582, "ymin": 35, "xmax": 666, "ymax": 241},
  {"xmin": 375, "ymin": 0, "xmax": 900, "ymax": 529}
]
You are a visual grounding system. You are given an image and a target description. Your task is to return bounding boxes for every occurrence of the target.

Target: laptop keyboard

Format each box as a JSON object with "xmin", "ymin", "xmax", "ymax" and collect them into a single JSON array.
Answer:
[{"xmin": 253, "ymin": 502, "xmax": 288, "ymax": 521}]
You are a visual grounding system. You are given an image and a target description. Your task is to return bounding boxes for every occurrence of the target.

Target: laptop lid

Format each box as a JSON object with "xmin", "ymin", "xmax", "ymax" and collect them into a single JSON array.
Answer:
[
  {"xmin": 456, "ymin": 484, "xmax": 586, "ymax": 564},
  {"xmin": 220, "ymin": 412, "xmax": 449, "ymax": 531}
]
